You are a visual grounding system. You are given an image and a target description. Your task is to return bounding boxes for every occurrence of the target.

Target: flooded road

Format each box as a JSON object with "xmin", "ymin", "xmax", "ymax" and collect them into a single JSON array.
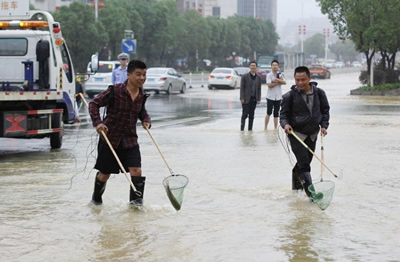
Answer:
[{"xmin": 1, "ymin": 73, "xmax": 399, "ymax": 261}]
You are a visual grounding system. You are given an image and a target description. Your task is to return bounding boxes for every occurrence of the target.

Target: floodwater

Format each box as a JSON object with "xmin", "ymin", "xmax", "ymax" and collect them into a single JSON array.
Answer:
[{"xmin": 1, "ymin": 73, "xmax": 399, "ymax": 261}]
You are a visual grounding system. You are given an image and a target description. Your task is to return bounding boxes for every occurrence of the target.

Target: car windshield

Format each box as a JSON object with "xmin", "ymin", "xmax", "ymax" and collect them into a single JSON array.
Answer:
[
  {"xmin": 213, "ymin": 69, "xmax": 232, "ymax": 74},
  {"xmin": 147, "ymin": 68, "xmax": 168, "ymax": 74},
  {"xmin": 97, "ymin": 63, "xmax": 118, "ymax": 73}
]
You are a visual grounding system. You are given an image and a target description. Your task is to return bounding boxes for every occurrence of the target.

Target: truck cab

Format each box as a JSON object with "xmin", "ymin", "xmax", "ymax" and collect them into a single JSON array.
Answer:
[{"xmin": 0, "ymin": 6, "xmax": 77, "ymax": 148}]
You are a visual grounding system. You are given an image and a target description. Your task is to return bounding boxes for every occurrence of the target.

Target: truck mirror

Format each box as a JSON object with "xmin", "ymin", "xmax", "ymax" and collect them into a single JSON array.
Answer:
[{"xmin": 91, "ymin": 53, "xmax": 99, "ymax": 73}]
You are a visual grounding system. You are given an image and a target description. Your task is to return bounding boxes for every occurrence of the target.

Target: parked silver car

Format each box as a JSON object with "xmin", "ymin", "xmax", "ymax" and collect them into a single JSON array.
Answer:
[
  {"xmin": 85, "ymin": 61, "xmax": 120, "ymax": 98},
  {"xmin": 143, "ymin": 67, "xmax": 186, "ymax": 94}
]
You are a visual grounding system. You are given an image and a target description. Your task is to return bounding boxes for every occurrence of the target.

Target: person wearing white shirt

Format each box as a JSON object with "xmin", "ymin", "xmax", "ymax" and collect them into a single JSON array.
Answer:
[{"xmin": 265, "ymin": 60, "xmax": 286, "ymax": 130}]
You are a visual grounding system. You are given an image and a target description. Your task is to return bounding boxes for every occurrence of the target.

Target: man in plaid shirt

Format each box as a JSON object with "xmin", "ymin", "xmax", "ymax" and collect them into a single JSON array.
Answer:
[{"xmin": 89, "ymin": 60, "xmax": 151, "ymax": 206}]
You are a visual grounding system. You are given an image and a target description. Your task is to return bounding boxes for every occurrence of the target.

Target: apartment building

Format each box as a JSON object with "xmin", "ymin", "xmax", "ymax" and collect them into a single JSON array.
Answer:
[{"xmin": 237, "ymin": 0, "xmax": 277, "ymax": 25}]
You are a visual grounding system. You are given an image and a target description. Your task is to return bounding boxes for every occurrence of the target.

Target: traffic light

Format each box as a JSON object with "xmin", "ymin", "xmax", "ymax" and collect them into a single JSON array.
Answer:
[
  {"xmin": 89, "ymin": 0, "xmax": 104, "ymax": 8},
  {"xmin": 298, "ymin": 25, "xmax": 306, "ymax": 35}
]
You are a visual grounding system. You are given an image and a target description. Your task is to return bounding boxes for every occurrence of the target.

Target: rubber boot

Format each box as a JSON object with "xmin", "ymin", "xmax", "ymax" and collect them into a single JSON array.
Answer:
[
  {"xmin": 292, "ymin": 165, "xmax": 303, "ymax": 190},
  {"xmin": 248, "ymin": 118, "xmax": 254, "ymax": 131},
  {"xmin": 240, "ymin": 119, "xmax": 245, "ymax": 131},
  {"xmin": 91, "ymin": 172, "xmax": 107, "ymax": 205},
  {"xmin": 130, "ymin": 176, "xmax": 146, "ymax": 206},
  {"xmin": 299, "ymin": 172, "xmax": 313, "ymax": 198}
]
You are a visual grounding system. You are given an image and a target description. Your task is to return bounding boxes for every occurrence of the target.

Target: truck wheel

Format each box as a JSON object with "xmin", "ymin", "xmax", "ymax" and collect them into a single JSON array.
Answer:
[
  {"xmin": 50, "ymin": 131, "xmax": 63, "ymax": 149},
  {"xmin": 50, "ymin": 113, "xmax": 63, "ymax": 149}
]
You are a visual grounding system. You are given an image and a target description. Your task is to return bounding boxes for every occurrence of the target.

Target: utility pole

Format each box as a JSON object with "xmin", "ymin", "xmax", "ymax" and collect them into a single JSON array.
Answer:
[
  {"xmin": 298, "ymin": 25, "xmax": 306, "ymax": 53},
  {"xmin": 323, "ymin": 28, "xmax": 330, "ymax": 62},
  {"xmin": 94, "ymin": 0, "xmax": 98, "ymax": 22},
  {"xmin": 253, "ymin": 0, "xmax": 257, "ymax": 60},
  {"xmin": 253, "ymin": 0, "xmax": 256, "ymax": 18},
  {"xmin": 370, "ymin": 10, "xmax": 374, "ymax": 87},
  {"xmin": 195, "ymin": 0, "xmax": 199, "ymax": 72}
]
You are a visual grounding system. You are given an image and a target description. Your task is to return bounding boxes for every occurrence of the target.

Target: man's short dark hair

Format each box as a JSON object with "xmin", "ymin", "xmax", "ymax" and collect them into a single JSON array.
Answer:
[
  {"xmin": 294, "ymin": 66, "xmax": 310, "ymax": 78},
  {"xmin": 127, "ymin": 60, "xmax": 147, "ymax": 73},
  {"xmin": 249, "ymin": 60, "xmax": 257, "ymax": 66},
  {"xmin": 271, "ymin": 59, "xmax": 279, "ymax": 66}
]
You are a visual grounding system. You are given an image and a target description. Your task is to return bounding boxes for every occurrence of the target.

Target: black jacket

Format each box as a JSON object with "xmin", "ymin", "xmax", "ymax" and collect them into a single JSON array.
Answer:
[
  {"xmin": 280, "ymin": 82, "xmax": 330, "ymax": 135},
  {"xmin": 240, "ymin": 72, "xmax": 262, "ymax": 104}
]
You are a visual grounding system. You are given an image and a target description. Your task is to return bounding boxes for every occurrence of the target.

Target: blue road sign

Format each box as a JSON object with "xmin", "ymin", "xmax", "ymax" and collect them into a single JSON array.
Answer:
[{"xmin": 121, "ymin": 39, "xmax": 136, "ymax": 54}]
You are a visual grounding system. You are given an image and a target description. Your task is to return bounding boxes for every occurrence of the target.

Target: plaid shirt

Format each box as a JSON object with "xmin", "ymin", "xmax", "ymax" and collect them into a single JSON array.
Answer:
[{"xmin": 89, "ymin": 83, "xmax": 151, "ymax": 148}]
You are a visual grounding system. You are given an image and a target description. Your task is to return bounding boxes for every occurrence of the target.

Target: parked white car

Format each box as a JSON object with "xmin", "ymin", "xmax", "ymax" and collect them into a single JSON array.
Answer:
[
  {"xmin": 85, "ymin": 61, "xmax": 120, "ymax": 98},
  {"xmin": 143, "ymin": 67, "xmax": 186, "ymax": 95},
  {"xmin": 208, "ymin": 67, "xmax": 241, "ymax": 90}
]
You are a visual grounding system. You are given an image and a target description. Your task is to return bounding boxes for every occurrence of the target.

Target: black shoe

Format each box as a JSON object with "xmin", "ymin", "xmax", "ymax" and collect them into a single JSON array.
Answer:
[
  {"xmin": 299, "ymin": 172, "xmax": 313, "ymax": 198},
  {"xmin": 92, "ymin": 172, "xmax": 107, "ymax": 205},
  {"xmin": 292, "ymin": 165, "xmax": 303, "ymax": 190},
  {"xmin": 91, "ymin": 199, "xmax": 103, "ymax": 205},
  {"xmin": 130, "ymin": 198, "xmax": 143, "ymax": 207},
  {"xmin": 130, "ymin": 176, "xmax": 146, "ymax": 205}
]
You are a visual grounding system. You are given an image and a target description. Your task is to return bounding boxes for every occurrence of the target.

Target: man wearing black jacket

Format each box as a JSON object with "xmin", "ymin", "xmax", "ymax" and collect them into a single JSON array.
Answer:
[
  {"xmin": 280, "ymin": 66, "xmax": 330, "ymax": 199},
  {"xmin": 240, "ymin": 61, "xmax": 262, "ymax": 131}
]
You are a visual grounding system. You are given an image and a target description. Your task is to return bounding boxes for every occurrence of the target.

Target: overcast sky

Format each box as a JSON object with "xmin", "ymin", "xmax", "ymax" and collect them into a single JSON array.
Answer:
[{"xmin": 276, "ymin": 0, "xmax": 326, "ymax": 30}]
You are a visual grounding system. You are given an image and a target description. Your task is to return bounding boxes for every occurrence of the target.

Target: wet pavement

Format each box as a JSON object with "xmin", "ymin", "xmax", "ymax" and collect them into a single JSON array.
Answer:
[{"xmin": 1, "ymin": 72, "xmax": 399, "ymax": 261}]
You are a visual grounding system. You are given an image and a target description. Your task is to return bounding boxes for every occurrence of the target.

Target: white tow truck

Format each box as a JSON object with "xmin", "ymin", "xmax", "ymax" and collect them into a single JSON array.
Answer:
[{"xmin": 0, "ymin": 4, "xmax": 78, "ymax": 148}]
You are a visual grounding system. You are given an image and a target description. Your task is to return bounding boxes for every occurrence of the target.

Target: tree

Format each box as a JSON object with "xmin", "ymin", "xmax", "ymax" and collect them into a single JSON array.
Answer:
[
  {"xmin": 304, "ymin": 33, "xmax": 325, "ymax": 59},
  {"xmin": 98, "ymin": 1, "xmax": 130, "ymax": 60},
  {"xmin": 52, "ymin": 2, "xmax": 108, "ymax": 73},
  {"xmin": 181, "ymin": 10, "xmax": 211, "ymax": 70},
  {"xmin": 329, "ymin": 39, "xmax": 359, "ymax": 62},
  {"xmin": 316, "ymin": 0, "xmax": 400, "ymax": 77}
]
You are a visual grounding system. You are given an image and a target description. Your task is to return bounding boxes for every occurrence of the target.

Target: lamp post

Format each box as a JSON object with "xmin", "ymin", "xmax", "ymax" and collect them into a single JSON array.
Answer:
[
  {"xmin": 298, "ymin": 25, "xmax": 306, "ymax": 53},
  {"xmin": 323, "ymin": 28, "xmax": 330, "ymax": 62},
  {"xmin": 253, "ymin": 0, "xmax": 256, "ymax": 18}
]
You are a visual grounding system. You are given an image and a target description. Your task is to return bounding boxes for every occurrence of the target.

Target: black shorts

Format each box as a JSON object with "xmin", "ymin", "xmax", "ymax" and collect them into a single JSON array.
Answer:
[
  {"xmin": 266, "ymin": 99, "xmax": 281, "ymax": 118},
  {"xmin": 94, "ymin": 138, "xmax": 141, "ymax": 174}
]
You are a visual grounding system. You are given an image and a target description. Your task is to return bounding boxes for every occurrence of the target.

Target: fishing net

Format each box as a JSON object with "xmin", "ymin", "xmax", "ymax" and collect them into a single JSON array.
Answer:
[
  {"xmin": 163, "ymin": 174, "xmax": 189, "ymax": 211},
  {"xmin": 308, "ymin": 180, "xmax": 335, "ymax": 210}
]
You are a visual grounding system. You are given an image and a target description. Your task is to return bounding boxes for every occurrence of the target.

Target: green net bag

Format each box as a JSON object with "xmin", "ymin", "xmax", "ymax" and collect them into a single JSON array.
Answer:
[
  {"xmin": 163, "ymin": 174, "xmax": 189, "ymax": 211},
  {"xmin": 309, "ymin": 180, "xmax": 335, "ymax": 210}
]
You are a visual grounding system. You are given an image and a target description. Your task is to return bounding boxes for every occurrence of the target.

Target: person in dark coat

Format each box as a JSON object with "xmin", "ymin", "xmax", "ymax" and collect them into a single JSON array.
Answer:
[
  {"xmin": 280, "ymin": 66, "xmax": 330, "ymax": 199},
  {"xmin": 240, "ymin": 61, "xmax": 262, "ymax": 131}
]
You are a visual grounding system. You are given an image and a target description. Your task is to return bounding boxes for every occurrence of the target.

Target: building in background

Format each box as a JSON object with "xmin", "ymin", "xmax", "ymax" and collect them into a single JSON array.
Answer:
[
  {"xmin": 237, "ymin": 0, "xmax": 277, "ymax": 26},
  {"xmin": 30, "ymin": 0, "xmax": 76, "ymax": 11},
  {"xmin": 176, "ymin": 0, "xmax": 236, "ymax": 18}
]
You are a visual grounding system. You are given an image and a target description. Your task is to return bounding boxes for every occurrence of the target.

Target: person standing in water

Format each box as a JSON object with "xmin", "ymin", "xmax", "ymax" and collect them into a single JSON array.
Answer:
[
  {"xmin": 280, "ymin": 66, "xmax": 330, "ymax": 199},
  {"xmin": 265, "ymin": 60, "xmax": 286, "ymax": 130},
  {"xmin": 240, "ymin": 61, "xmax": 262, "ymax": 131}
]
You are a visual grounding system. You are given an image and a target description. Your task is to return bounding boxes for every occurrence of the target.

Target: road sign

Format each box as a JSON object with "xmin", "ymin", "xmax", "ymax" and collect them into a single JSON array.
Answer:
[{"xmin": 121, "ymin": 39, "xmax": 136, "ymax": 54}]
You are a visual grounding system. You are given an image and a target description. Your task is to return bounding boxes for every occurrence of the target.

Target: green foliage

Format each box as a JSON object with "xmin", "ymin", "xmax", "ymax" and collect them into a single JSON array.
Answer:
[
  {"xmin": 359, "ymin": 69, "xmax": 400, "ymax": 85},
  {"xmin": 304, "ymin": 33, "xmax": 325, "ymax": 58},
  {"xmin": 52, "ymin": 2, "xmax": 108, "ymax": 73},
  {"xmin": 329, "ymin": 39, "xmax": 358, "ymax": 62},
  {"xmin": 317, "ymin": 0, "xmax": 400, "ymax": 80},
  {"xmin": 51, "ymin": 0, "xmax": 279, "ymax": 72},
  {"xmin": 357, "ymin": 83, "xmax": 399, "ymax": 91}
]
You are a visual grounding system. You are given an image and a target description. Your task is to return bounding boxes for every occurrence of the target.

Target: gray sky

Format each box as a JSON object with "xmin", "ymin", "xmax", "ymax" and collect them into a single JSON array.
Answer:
[{"xmin": 277, "ymin": 0, "xmax": 326, "ymax": 31}]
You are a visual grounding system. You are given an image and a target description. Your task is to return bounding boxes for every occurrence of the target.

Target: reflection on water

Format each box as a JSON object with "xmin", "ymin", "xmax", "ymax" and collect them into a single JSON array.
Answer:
[{"xmin": 1, "ymin": 74, "xmax": 400, "ymax": 261}]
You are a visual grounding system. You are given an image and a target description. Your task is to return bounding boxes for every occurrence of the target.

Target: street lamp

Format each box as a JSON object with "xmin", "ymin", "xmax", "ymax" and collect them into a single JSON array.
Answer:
[
  {"xmin": 298, "ymin": 25, "xmax": 306, "ymax": 53},
  {"xmin": 253, "ymin": 0, "xmax": 256, "ymax": 18},
  {"xmin": 323, "ymin": 28, "xmax": 330, "ymax": 62}
]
